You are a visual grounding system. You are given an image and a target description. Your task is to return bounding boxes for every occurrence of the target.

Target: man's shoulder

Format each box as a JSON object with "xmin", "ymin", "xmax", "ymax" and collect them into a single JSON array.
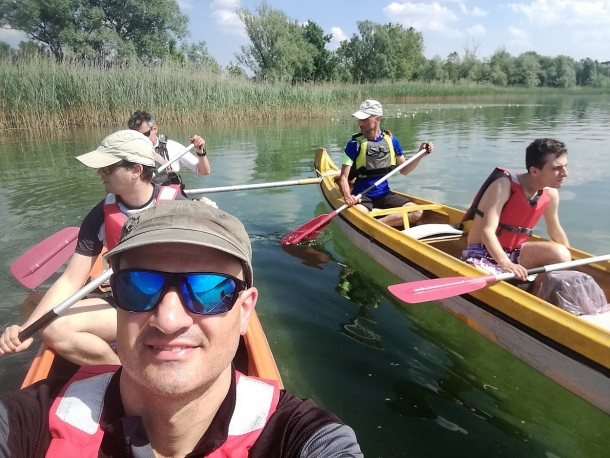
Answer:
[
  {"xmin": 165, "ymin": 138, "xmax": 186, "ymax": 152},
  {"xmin": 81, "ymin": 198, "xmax": 106, "ymax": 224},
  {"xmin": 251, "ymin": 390, "xmax": 360, "ymax": 457}
]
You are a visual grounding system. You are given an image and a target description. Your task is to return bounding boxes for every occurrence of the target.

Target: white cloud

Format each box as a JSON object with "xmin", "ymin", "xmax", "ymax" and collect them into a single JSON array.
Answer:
[
  {"xmin": 466, "ymin": 24, "xmax": 486, "ymax": 36},
  {"xmin": 508, "ymin": 0, "xmax": 610, "ymax": 26},
  {"xmin": 459, "ymin": 3, "xmax": 488, "ymax": 16},
  {"xmin": 471, "ymin": 7, "xmax": 488, "ymax": 16},
  {"xmin": 329, "ymin": 27, "xmax": 348, "ymax": 50},
  {"xmin": 383, "ymin": 2, "xmax": 463, "ymax": 36},
  {"xmin": 210, "ymin": 0, "xmax": 245, "ymax": 36},
  {"xmin": 508, "ymin": 25, "xmax": 531, "ymax": 47},
  {"xmin": 176, "ymin": 0, "xmax": 194, "ymax": 9},
  {"xmin": 0, "ymin": 28, "xmax": 28, "ymax": 48}
]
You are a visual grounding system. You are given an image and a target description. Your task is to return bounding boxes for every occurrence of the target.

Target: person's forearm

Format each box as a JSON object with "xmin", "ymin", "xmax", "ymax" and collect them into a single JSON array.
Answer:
[
  {"xmin": 21, "ymin": 275, "xmax": 83, "ymax": 327},
  {"xmin": 549, "ymin": 227, "xmax": 569, "ymax": 247},
  {"xmin": 197, "ymin": 156, "xmax": 211, "ymax": 176},
  {"xmin": 339, "ymin": 177, "xmax": 352, "ymax": 200},
  {"xmin": 481, "ymin": 230, "xmax": 511, "ymax": 266},
  {"xmin": 399, "ymin": 156, "xmax": 423, "ymax": 175}
]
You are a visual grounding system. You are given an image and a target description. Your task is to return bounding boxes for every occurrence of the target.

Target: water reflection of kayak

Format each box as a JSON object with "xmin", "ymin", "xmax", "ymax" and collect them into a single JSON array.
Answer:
[
  {"xmin": 21, "ymin": 253, "xmax": 283, "ymax": 389},
  {"xmin": 315, "ymin": 146, "xmax": 610, "ymax": 414}
]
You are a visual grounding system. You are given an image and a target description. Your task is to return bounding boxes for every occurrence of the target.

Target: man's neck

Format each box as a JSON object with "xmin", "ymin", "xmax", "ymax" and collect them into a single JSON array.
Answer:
[
  {"xmin": 118, "ymin": 182, "xmax": 155, "ymax": 208},
  {"xmin": 365, "ymin": 128, "xmax": 381, "ymax": 141},
  {"xmin": 517, "ymin": 172, "xmax": 543, "ymax": 200},
  {"xmin": 120, "ymin": 368, "xmax": 232, "ymax": 458}
]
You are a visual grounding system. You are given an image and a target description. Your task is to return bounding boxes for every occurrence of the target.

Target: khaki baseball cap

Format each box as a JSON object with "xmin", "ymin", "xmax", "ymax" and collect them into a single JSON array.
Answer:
[
  {"xmin": 105, "ymin": 201, "xmax": 253, "ymax": 286},
  {"xmin": 352, "ymin": 99, "xmax": 383, "ymax": 119},
  {"xmin": 76, "ymin": 129, "xmax": 156, "ymax": 168}
]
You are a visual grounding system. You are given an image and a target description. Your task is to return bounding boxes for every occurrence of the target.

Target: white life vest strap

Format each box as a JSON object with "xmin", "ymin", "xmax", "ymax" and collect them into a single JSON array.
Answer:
[{"xmin": 54, "ymin": 372, "xmax": 114, "ymax": 435}]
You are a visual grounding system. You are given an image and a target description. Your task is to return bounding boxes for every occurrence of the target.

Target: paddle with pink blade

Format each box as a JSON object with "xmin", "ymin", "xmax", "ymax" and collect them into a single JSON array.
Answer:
[
  {"xmin": 281, "ymin": 147, "xmax": 429, "ymax": 245},
  {"xmin": 388, "ymin": 254, "xmax": 610, "ymax": 304}
]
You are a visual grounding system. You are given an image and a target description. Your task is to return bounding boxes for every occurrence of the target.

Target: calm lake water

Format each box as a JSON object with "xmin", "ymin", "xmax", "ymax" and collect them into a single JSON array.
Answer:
[{"xmin": 1, "ymin": 94, "xmax": 609, "ymax": 457}]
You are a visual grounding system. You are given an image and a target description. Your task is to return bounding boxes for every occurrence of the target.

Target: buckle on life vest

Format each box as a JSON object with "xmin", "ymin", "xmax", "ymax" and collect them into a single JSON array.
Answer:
[{"xmin": 497, "ymin": 223, "xmax": 533, "ymax": 236}]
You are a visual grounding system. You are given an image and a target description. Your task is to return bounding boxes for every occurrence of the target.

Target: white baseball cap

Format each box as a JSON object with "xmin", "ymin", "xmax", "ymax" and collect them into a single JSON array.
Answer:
[
  {"xmin": 76, "ymin": 130, "xmax": 156, "ymax": 168},
  {"xmin": 352, "ymin": 100, "xmax": 383, "ymax": 119}
]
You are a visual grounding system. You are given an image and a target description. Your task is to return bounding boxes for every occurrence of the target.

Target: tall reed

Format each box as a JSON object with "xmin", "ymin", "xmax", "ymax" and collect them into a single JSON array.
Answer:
[{"xmin": 0, "ymin": 56, "xmax": 600, "ymax": 130}]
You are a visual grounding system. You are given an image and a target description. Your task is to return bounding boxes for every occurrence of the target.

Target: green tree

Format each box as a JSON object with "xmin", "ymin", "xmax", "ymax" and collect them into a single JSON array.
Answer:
[
  {"xmin": 0, "ymin": 41, "xmax": 11, "ymax": 58},
  {"xmin": 180, "ymin": 41, "xmax": 221, "ymax": 73},
  {"xmin": 335, "ymin": 20, "xmax": 424, "ymax": 83},
  {"xmin": 1, "ymin": 0, "xmax": 189, "ymax": 60},
  {"xmin": 443, "ymin": 52, "xmax": 461, "ymax": 83},
  {"xmin": 301, "ymin": 21, "xmax": 335, "ymax": 82},
  {"xmin": 0, "ymin": 0, "xmax": 78, "ymax": 58},
  {"xmin": 226, "ymin": 61, "xmax": 247, "ymax": 78},
  {"xmin": 510, "ymin": 53, "xmax": 540, "ymax": 87},
  {"xmin": 418, "ymin": 56, "xmax": 447, "ymax": 82},
  {"xmin": 235, "ymin": 1, "xmax": 314, "ymax": 82},
  {"xmin": 554, "ymin": 56, "xmax": 576, "ymax": 88},
  {"xmin": 577, "ymin": 58, "xmax": 598, "ymax": 86}
]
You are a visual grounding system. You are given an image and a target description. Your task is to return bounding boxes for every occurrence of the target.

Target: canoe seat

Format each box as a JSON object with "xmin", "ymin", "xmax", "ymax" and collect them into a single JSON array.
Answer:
[
  {"xmin": 402, "ymin": 223, "xmax": 465, "ymax": 242},
  {"xmin": 578, "ymin": 311, "xmax": 610, "ymax": 332}
]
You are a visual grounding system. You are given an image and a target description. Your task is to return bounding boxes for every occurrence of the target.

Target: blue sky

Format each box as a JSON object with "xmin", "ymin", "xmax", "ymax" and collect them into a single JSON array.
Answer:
[{"xmin": 2, "ymin": 0, "xmax": 609, "ymax": 66}]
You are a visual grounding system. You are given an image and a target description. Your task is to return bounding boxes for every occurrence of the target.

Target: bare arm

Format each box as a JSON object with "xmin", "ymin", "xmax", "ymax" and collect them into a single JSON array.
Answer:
[
  {"xmin": 190, "ymin": 135, "xmax": 211, "ymax": 176},
  {"xmin": 0, "ymin": 253, "xmax": 96, "ymax": 355},
  {"xmin": 543, "ymin": 188, "xmax": 569, "ymax": 246},
  {"xmin": 477, "ymin": 178, "xmax": 529, "ymax": 280},
  {"xmin": 398, "ymin": 141, "xmax": 432, "ymax": 175},
  {"xmin": 339, "ymin": 164, "xmax": 359, "ymax": 207}
]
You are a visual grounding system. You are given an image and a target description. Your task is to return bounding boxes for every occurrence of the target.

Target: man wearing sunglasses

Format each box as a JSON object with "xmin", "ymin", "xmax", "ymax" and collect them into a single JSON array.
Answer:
[
  {"xmin": 128, "ymin": 110, "xmax": 210, "ymax": 190},
  {"xmin": 0, "ymin": 201, "xmax": 363, "ymax": 457},
  {"xmin": 0, "ymin": 130, "xmax": 192, "ymax": 366}
]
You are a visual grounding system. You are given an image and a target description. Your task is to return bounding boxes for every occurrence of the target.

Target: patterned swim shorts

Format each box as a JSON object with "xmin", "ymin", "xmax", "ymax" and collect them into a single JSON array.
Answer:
[{"xmin": 461, "ymin": 243, "xmax": 523, "ymax": 275}]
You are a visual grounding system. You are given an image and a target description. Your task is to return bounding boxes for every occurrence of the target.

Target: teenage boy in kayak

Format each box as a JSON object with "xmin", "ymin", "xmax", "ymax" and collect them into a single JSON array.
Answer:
[
  {"xmin": 461, "ymin": 138, "xmax": 571, "ymax": 291},
  {"xmin": 0, "ymin": 201, "xmax": 363, "ymax": 457},
  {"xmin": 0, "ymin": 130, "xmax": 209, "ymax": 365},
  {"xmin": 339, "ymin": 99, "xmax": 433, "ymax": 227},
  {"xmin": 128, "ymin": 110, "xmax": 211, "ymax": 190}
]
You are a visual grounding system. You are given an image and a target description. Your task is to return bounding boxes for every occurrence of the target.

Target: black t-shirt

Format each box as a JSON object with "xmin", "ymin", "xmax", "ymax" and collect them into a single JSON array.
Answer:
[
  {"xmin": 0, "ymin": 369, "xmax": 362, "ymax": 457},
  {"xmin": 75, "ymin": 186, "xmax": 186, "ymax": 257}
]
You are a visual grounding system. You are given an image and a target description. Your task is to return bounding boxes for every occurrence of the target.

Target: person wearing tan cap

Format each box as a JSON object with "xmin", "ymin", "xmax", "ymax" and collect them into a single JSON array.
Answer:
[
  {"xmin": 0, "ymin": 201, "xmax": 363, "ymax": 457},
  {"xmin": 128, "ymin": 110, "xmax": 210, "ymax": 193},
  {"xmin": 0, "ymin": 130, "xmax": 189, "ymax": 365},
  {"xmin": 339, "ymin": 99, "xmax": 433, "ymax": 227}
]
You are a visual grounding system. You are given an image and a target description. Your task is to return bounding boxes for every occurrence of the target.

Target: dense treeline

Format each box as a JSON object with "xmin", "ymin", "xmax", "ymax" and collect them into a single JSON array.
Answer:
[{"xmin": 1, "ymin": 0, "xmax": 608, "ymax": 88}]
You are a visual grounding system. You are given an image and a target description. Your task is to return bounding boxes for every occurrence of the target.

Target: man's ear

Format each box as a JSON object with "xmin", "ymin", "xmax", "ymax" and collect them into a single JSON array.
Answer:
[
  {"xmin": 131, "ymin": 163, "xmax": 143, "ymax": 178},
  {"xmin": 238, "ymin": 287, "xmax": 258, "ymax": 335}
]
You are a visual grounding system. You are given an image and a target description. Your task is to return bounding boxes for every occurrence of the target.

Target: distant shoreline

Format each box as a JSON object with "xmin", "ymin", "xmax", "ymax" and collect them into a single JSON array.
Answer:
[{"xmin": 1, "ymin": 57, "xmax": 606, "ymax": 131}]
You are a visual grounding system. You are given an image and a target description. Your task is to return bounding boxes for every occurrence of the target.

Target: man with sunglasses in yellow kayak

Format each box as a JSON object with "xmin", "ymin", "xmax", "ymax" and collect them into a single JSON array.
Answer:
[
  {"xmin": 0, "ymin": 130, "xmax": 215, "ymax": 366},
  {"xmin": 0, "ymin": 201, "xmax": 363, "ymax": 457}
]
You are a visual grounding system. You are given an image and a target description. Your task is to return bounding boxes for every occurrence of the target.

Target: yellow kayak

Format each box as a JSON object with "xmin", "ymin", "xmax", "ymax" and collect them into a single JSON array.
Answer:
[{"xmin": 315, "ymin": 146, "xmax": 610, "ymax": 414}]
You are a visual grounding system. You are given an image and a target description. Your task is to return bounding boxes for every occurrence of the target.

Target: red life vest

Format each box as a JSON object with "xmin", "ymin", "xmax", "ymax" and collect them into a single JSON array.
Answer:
[
  {"xmin": 462, "ymin": 167, "xmax": 550, "ymax": 251},
  {"xmin": 103, "ymin": 186, "xmax": 180, "ymax": 250},
  {"xmin": 46, "ymin": 366, "xmax": 280, "ymax": 457}
]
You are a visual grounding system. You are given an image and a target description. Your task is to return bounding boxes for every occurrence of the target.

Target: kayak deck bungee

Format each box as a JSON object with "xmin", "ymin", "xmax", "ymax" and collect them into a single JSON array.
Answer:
[{"xmin": 314, "ymin": 147, "xmax": 610, "ymax": 413}]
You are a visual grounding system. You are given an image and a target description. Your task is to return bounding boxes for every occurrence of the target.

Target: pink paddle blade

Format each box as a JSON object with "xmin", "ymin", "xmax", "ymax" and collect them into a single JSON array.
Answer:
[
  {"xmin": 280, "ymin": 212, "xmax": 335, "ymax": 245},
  {"xmin": 388, "ymin": 275, "xmax": 494, "ymax": 304},
  {"xmin": 10, "ymin": 227, "xmax": 79, "ymax": 289}
]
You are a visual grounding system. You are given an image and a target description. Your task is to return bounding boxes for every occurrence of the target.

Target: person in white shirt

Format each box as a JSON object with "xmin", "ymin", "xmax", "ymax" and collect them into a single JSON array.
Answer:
[{"xmin": 128, "ymin": 110, "xmax": 211, "ymax": 189}]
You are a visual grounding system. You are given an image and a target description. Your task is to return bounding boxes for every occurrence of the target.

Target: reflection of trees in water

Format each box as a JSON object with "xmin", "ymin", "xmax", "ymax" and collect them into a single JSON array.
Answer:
[
  {"xmin": 280, "ymin": 241, "xmax": 384, "ymax": 349},
  {"xmin": 336, "ymin": 266, "xmax": 384, "ymax": 350}
]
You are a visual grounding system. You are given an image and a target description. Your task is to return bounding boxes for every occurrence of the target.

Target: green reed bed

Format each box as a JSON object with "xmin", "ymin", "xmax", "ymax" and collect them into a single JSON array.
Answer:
[{"xmin": 0, "ymin": 56, "xmax": 598, "ymax": 130}]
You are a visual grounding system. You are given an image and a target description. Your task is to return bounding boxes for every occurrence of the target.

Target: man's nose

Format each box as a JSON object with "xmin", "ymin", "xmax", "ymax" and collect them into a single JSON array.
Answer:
[{"xmin": 149, "ymin": 287, "xmax": 194, "ymax": 334}]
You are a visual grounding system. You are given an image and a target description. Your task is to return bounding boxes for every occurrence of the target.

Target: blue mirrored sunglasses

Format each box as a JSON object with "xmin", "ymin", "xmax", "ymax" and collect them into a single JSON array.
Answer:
[{"xmin": 111, "ymin": 270, "xmax": 248, "ymax": 315}]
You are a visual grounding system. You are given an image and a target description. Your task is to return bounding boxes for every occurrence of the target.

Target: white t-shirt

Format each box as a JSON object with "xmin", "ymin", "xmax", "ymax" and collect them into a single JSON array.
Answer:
[{"xmin": 154, "ymin": 138, "xmax": 200, "ymax": 173}]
